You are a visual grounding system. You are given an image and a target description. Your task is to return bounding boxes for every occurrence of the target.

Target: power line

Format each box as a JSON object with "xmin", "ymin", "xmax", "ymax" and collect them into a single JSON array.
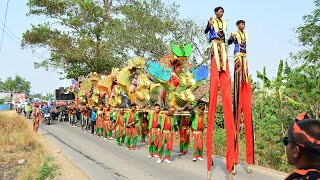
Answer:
[
  {"xmin": 0, "ymin": 17, "xmax": 21, "ymax": 42},
  {"xmin": 0, "ymin": 0, "xmax": 10, "ymax": 53},
  {"xmin": 0, "ymin": 24, "xmax": 45, "ymax": 59},
  {"xmin": 0, "ymin": 12, "xmax": 48, "ymax": 60},
  {"xmin": 0, "ymin": 17, "xmax": 48, "ymax": 60}
]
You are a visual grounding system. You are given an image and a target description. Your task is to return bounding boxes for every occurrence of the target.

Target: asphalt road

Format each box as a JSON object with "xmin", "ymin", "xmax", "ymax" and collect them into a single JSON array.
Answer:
[{"xmin": 37, "ymin": 121, "xmax": 287, "ymax": 180}]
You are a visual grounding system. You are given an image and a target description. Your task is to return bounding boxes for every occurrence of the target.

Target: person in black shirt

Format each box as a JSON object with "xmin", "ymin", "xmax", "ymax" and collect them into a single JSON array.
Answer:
[{"xmin": 284, "ymin": 112, "xmax": 320, "ymax": 180}]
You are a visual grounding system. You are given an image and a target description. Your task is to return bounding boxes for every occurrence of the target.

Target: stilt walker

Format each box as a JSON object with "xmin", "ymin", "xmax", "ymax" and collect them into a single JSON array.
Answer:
[
  {"xmin": 228, "ymin": 20, "xmax": 254, "ymax": 173},
  {"xmin": 205, "ymin": 6, "xmax": 235, "ymax": 179}
]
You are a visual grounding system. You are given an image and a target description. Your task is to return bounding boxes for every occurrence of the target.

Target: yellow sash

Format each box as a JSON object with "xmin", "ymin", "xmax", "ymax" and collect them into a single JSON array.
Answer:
[{"xmin": 211, "ymin": 40, "xmax": 227, "ymax": 71}]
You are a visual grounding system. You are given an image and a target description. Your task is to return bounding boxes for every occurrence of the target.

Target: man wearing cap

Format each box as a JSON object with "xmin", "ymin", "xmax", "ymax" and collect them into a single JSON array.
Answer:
[
  {"xmin": 284, "ymin": 112, "xmax": 320, "ymax": 180},
  {"xmin": 32, "ymin": 103, "xmax": 44, "ymax": 133}
]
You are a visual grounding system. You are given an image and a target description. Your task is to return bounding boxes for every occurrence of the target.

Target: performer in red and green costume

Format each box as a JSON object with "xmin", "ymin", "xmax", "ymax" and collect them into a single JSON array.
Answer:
[
  {"xmin": 80, "ymin": 105, "xmax": 86, "ymax": 130},
  {"xmin": 228, "ymin": 20, "xmax": 254, "ymax": 172},
  {"xmin": 138, "ymin": 106, "xmax": 149, "ymax": 144},
  {"xmin": 157, "ymin": 108, "xmax": 178, "ymax": 164},
  {"xmin": 96, "ymin": 105, "xmax": 104, "ymax": 137},
  {"xmin": 124, "ymin": 104, "xmax": 139, "ymax": 150},
  {"xmin": 85, "ymin": 104, "xmax": 91, "ymax": 131},
  {"xmin": 112, "ymin": 107, "xmax": 126, "ymax": 146},
  {"xmin": 205, "ymin": 6, "xmax": 235, "ymax": 176},
  {"xmin": 147, "ymin": 104, "xmax": 161, "ymax": 158},
  {"xmin": 102, "ymin": 104, "xmax": 114, "ymax": 140},
  {"xmin": 68, "ymin": 103, "xmax": 77, "ymax": 127},
  {"xmin": 177, "ymin": 113, "xmax": 191, "ymax": 155},
  {"xmin": 189, "ymin": 103, "xmax": 207, "ymax": 162}
]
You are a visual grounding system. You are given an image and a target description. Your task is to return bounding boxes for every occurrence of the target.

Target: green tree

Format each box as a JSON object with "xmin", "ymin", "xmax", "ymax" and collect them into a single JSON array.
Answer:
[
  {"xmin": 173, "ymin": 19, "xmax": 210, "ymax": 67},
  {"xmin": 288, "ymin": 0, "xmax": 320, "ymax": 118},
  {"xmin": 0, "ymin": 75, "xmax": 31, "ymax": 95},
  {"xmin": 22, "ymin": 0, "xmax": 183, "ymax": 79},
  {"xmin": 32, "ymin": 93, "xmax": 42, "ymax": 99}
]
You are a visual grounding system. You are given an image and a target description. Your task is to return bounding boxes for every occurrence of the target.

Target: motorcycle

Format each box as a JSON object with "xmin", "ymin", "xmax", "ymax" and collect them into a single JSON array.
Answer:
[
  {"xmin": 44, "ymin": 113, "xmax": 51, "ymax": 125},
  {"xmin": 17, "ymin": 108, "xmax": 22, "ymax": 115}
]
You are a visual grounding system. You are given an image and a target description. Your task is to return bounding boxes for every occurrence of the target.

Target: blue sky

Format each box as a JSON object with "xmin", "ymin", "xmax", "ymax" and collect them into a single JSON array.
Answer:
[{"xmin": 0, "ymin": 0, "xmax": 315, "ymax": 94}]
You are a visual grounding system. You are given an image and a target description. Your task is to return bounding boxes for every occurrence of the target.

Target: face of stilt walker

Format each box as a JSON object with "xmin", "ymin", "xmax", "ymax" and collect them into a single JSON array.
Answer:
[
  {"xmin": 237, "ymin": 22, "xmax": 246, "ymax": 31},
  {"xmin": 215, "ymin": 8, "xmax": 224, "ymax": 19}
]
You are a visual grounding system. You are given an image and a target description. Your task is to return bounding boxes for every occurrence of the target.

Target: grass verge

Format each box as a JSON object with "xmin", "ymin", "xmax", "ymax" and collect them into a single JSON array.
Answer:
[{"xmin": 0, "ymin": 111, "xmax": 58, "ymax": 180}]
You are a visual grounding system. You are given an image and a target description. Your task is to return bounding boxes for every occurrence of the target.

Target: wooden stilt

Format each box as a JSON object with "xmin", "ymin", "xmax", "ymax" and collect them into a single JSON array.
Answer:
[
  {"xmin": 229, "ymin": 173, "xmax": 233, "ymax": 180},
  {"xmin": 247, "ymin": 164, "xmax": 251, "ymax": 173},
  {"xmin": 232, "ymin": 164, "xmax": 236, "ymax": 175},
  {"xmin": 207, "ymin": 171, "xmax": 211, "ymax": 180}
]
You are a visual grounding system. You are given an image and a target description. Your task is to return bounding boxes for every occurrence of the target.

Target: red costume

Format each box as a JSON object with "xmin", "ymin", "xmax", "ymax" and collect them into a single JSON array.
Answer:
[{"xmin": 205, "ymin": 17, "xmax": 235, "ymax": 173}]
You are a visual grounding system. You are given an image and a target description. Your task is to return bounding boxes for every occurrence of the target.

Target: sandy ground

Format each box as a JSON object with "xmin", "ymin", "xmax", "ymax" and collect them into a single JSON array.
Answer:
[{"xmin": 40, "ymin": 136, "xmax": 89, "ymax": 180}]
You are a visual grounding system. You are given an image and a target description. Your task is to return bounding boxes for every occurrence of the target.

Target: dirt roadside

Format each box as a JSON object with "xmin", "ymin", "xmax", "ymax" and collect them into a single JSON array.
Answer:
[{"xmin": 39, "ymin": 132, "xmax": 90, "ymax": 180}]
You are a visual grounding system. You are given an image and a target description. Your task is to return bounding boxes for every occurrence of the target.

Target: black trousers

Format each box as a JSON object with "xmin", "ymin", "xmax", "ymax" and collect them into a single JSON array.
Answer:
[
  {"xmin": 91, "ymin": 121, "xmax": 96, "ymax": 134},
  {"xmin": 50, "ymin": 112, "xmax": 55, "ymax": 121}
]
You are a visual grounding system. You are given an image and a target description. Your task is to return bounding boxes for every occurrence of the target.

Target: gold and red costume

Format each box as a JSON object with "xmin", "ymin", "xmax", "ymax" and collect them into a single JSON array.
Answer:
[
  {"xmin": 229, "ymin": 30, "xmax": 254, "ymax": 166},
  {"xmin": 102, "ymin": 108, "xmax": 113, "ymax": 138},
  {"xmin": 205, "ymin": 18, "xmax": 235, "ymax": 173}
]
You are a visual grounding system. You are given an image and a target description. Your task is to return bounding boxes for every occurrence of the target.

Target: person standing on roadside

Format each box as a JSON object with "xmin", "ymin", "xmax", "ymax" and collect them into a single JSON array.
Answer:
[
  {"xmin": 50, "ymin": 103, "xmax": 56, "ymax": 122},
  {"xmin": 32, "ymin": 103, "xmax": 44, "ymax": 133},
  {"xmin": 90, "ymin": 106, "xmax": 97, "ymax": 134}
]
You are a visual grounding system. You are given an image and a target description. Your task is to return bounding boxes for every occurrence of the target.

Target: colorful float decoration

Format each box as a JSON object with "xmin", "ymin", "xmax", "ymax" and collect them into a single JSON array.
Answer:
[{"xmin": 71, "ymin": 43, "xmax": 209, "ymax": 110}]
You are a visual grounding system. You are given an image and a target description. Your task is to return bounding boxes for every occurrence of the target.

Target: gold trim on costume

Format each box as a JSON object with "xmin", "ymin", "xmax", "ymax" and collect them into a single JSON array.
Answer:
[
  {"xmin": 234, "ymin": 52, "xmax": 249, "ymax": 83},
  {"xmin": 192, "ymin": 130, "xmax": 203, "ymax": 134},
  {"xmin": 211, "ymin": 40, "xmax": 227, "ymax": 72}
]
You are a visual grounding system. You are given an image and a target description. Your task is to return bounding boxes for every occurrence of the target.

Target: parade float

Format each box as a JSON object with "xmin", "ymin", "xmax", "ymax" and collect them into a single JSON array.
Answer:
[{"xmin": 70, "ymin": 43, "xmax": 209, "ymax": 113}]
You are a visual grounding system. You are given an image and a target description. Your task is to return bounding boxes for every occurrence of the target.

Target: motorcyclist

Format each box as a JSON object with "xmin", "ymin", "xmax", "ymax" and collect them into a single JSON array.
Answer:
[
  {"xmin": 16, "ymin": 102, "xmax": 22, "ymax": 114},
  {"xmin": 24, "ymin": 103, "xmax": 32, "ymax": 119}
]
